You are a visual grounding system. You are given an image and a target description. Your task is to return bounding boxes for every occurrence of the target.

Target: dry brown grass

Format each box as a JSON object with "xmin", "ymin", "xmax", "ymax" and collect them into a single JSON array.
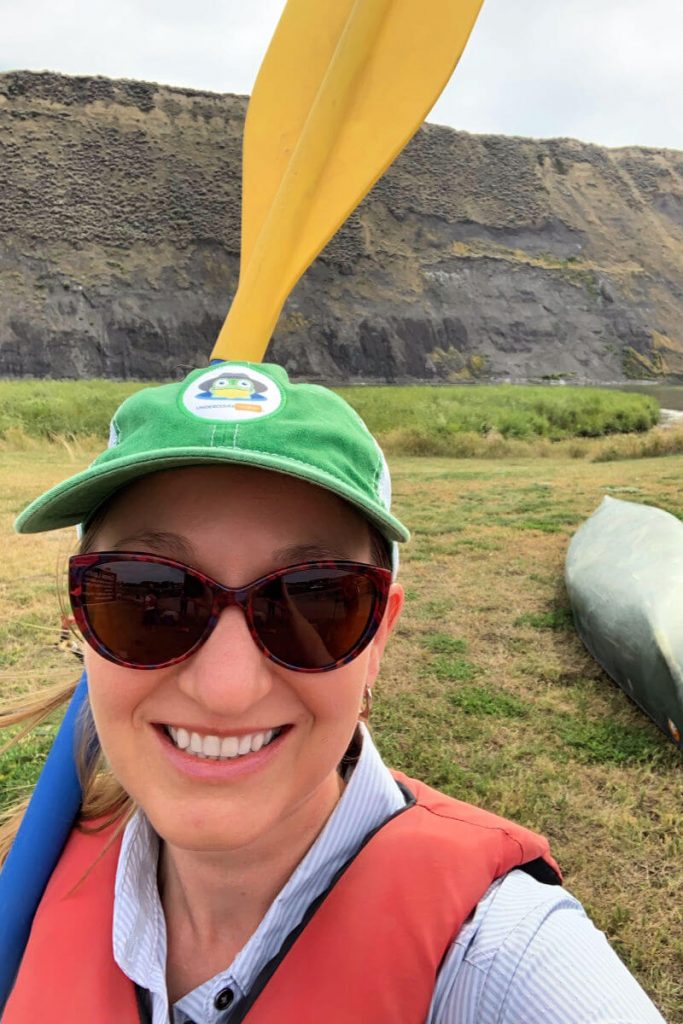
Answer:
[
  {"xmin": 378, "ymin": 422, "xmax": 683, "ymax": 463},
  {"xmin": 377, "ymin": 456, "xmax": 682, "ymax": 1021}
]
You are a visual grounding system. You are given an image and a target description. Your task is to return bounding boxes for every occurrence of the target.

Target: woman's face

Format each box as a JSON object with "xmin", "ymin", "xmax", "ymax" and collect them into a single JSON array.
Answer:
[{"xmin": 85, "ymin": 465, "xmax": 403, "ymax": 854}]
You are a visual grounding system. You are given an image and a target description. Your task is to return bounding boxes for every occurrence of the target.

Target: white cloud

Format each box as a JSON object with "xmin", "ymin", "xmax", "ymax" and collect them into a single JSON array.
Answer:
[
  {"xmin": 429, "ymin": 0, "xmax": 683, "ymax": 148},
  {"xmin": 1, "ymin": 0, "xmax": 681, "ymax": 149},
  {"xmin": 0, "ymin": 0, "xmax": 284, "ymax": 92}
]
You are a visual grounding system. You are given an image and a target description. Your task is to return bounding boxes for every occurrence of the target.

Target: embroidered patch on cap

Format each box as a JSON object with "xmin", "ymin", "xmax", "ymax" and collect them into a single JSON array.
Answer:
[{"xmin": 182, "ymin": 365, "xmax": 282, "ymax": 422}]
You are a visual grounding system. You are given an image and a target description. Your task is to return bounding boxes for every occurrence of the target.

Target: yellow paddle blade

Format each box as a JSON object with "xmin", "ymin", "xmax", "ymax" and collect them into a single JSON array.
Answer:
[{"xmin": 211, "ymin": 0, "xmax": 484, "ymax": 363}]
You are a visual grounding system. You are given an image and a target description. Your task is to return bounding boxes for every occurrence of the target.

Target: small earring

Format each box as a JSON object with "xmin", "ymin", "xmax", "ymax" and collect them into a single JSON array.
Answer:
[{"xmin": 359, "ymin": 686, "xmax": 373, "ymax": 722}]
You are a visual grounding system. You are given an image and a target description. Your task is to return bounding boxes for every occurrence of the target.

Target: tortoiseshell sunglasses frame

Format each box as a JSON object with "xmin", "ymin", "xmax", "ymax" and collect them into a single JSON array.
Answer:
[{"xmin": 69, "ymin": 552, "xmax": 392, "ymax": 673}]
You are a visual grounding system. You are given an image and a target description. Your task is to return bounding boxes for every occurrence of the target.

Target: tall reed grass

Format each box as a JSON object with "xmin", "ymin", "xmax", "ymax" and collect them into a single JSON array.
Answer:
[
  {"xmin": 339, "ymin": 384, "xmax": 659, "ymax": 443},
  {"xmin": 0, "ymin": 380, "xmax": 659, "ymax": 451}
]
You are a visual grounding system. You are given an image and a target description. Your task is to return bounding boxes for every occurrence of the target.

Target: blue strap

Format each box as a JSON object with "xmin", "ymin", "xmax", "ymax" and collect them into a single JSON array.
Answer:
[{"xmin": 0, "ymin": 671, "xmax": 87, "ymax": 1010}]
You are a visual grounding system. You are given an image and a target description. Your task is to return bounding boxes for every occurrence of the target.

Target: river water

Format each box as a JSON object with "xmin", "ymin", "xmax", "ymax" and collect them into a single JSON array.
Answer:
[{"xmin": 606, "ymin": 384, "xmax": 683, "ymax": 412}]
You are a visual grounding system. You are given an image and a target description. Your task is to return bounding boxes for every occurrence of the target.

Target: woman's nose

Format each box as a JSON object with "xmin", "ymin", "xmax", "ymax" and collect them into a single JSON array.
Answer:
[{"xmin": 174, "ymin": 605, "xmax": 274, "ymax": 716}]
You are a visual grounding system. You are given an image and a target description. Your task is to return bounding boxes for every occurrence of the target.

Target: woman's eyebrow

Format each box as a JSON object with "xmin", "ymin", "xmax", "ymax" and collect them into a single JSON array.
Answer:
[
  {"xmin": 110, "ymin": 530, "xmax": 197, "ymax": 563},
  {"xmin": 272, "ymin": 543, "xmax": 347, "ymax": 563}
]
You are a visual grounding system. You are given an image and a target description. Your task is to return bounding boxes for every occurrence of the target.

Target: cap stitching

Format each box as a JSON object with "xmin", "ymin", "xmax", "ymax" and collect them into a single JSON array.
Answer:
[
  {"xmin": 229, "ymin": 436, "xmax": 346, "ymax": 483},
  {"xmin": 227, "ymin": 436, "xmax": 388, "ymax": 514},
  {"xmin": 371, "ymin": 449, "xmax": 383, "ymax": 497}
]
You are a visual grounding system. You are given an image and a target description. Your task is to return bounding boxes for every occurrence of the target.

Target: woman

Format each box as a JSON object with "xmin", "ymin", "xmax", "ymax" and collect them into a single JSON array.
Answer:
[{"xmin": 2, "ymin": 361, "xmax": 666, "ymax": 1022}]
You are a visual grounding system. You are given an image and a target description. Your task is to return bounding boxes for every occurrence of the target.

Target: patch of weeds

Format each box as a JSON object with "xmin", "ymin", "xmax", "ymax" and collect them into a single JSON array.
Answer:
[
  {"xmin": 413, "ymin": 523, "xmax": 465, "ymax": 537},
  {"xmin": 515, "ymin": 512, "xmax": 583, "ymax": 532},
  {"xmin": 556, "ymin": 715, "xmax": 662, "ymax": 764},
  {"xmin": 407, "ymin": 544, "xmax": 441, "ymax": 562},
  {"xmin": 506, "ymin": 637, "xmax": 530, "ymax": 654},
  {"xmin": 423, "ymin": 470, "xmax": 494, "ymax": 481},
  {"xmin": 552, "ymin": 671, "xmax": 598, "ymax": 688},
  {"xmin": 0, "ymin": 728, "xmax": 55, "ymax": 811},
  {"xmin": 414, "ymin": 598, "xmax": 456, "ymax": 621},
  {"xmin": 429, "ymin": 655, "xmax": 478, "ymax": 682},
  {"xmin": 446, "ymin": 685, "xmax": 528, "ymax": 718},
  {"xmin": 485, "ymin": 509, "xmax": 582, "ymax": 533},
  {"xmin": 514, "ymin": 608, "xmax": 574, "ymax": 630},
  {"xmin": 450, "ymin": 537, "xmax": 500, "ymax": 552},
  {"xmin": 606, "ymin": 903, "xmax": 633, "ymax": 932},
  {"xmin": 422, "ymin": 634, "xmax": 468, "ymax": 655}
]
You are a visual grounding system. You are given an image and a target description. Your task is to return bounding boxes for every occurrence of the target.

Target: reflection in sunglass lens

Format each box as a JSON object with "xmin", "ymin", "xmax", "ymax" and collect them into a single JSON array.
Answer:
[
  {"xmin": 252, "ymin": 567, "xmax": 377, "ymax": 669},
  {"xmin": 71, "ymin": 555, "xmax": 387, "ymax": 672},
  {"xmin": 81, "ymin": 561, "xmax": 213, "ymax": 666}
]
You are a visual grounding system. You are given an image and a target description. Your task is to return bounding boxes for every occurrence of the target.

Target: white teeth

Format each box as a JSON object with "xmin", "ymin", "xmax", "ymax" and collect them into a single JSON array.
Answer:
[
  {"xmin": 220, "ymin": 736, "xmax": 239, "ymax": 758},
  {"xmin": 203, "ymin": 735, "xmax": 221, "ymax": 757},
  {"xmin": 166, "ymin": 726, "xmax": 281, "ymax": 760}
]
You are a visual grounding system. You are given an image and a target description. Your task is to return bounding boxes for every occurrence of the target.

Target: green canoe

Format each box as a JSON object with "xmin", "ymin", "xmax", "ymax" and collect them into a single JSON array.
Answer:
[{"xmin": 565, "ymin": 495, "xmax": 683, "ymax": 750}]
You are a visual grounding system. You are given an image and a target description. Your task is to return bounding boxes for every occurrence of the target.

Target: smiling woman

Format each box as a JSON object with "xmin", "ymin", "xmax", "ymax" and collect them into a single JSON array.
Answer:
[
  {"xmin": 79, "ymin": 466, "xmax": 395, "ymax": 858},
  {"xmin": 0, "ymin": 361, "xmax": 668, "ymax": 1023}
]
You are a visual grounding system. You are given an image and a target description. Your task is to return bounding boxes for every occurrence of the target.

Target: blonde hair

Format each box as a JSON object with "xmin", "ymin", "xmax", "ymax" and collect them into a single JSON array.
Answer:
[{"xmin": 0, "ymin": 511, "xmax": 133, "ymax": 866}]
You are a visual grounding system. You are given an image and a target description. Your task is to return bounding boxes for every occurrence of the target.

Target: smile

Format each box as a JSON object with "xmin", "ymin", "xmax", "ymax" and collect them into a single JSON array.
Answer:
[{"xmin": 164, "ymin": 725, "xmax": 283, "ymax": 760}]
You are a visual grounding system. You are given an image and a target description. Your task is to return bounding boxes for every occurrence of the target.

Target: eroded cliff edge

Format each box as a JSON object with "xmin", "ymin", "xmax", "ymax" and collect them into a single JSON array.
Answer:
[{"xmin": 1, "ymin": 71, "xmax": 682, "ymax": 382}]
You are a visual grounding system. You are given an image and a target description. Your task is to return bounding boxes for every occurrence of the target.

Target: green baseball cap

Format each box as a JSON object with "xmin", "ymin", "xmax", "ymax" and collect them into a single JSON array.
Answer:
[{"xmin": 14, "ymin": 362, "xmax": 410, "ymax": 547}]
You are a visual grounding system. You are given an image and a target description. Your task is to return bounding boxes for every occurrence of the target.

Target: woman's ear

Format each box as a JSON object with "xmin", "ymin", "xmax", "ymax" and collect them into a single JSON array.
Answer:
[
  {"xmin": 366, "ymin": 583, "xmax": 404, "ymax": 682},
  {"xmin": 385, "ymin": 583, "xmax": 405, "ymax": 637}
]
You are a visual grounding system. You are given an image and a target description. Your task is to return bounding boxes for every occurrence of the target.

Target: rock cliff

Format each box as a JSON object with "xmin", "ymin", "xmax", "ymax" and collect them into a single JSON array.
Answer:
[{"xmin": 1, "ymin": 71, "xmax": 682, "ymax": 382}]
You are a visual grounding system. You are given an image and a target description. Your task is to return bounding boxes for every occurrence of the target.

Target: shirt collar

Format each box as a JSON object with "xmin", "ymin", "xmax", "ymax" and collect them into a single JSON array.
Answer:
[{"xmin": 113, "ymin": 726, "xmax": 406, "ymax": 1012}]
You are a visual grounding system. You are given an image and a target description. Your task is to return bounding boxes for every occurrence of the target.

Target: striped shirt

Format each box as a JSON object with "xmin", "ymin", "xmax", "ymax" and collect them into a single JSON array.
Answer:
[{"xmin": 113, "ymin": 728, "xmax": 666, "ymax": 1023}]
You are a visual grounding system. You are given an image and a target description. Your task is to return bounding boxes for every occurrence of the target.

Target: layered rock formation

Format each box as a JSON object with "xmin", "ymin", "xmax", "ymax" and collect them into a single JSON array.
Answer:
[{"xmin": 1, "ymin": 70, "xmax": 682, "ymax": 382}]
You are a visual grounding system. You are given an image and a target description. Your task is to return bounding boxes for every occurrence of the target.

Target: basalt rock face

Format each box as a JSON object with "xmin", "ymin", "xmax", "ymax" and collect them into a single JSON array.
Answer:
[{"xmin": 1, "ymin": 70, "xmax": 682, "ymax": 382}]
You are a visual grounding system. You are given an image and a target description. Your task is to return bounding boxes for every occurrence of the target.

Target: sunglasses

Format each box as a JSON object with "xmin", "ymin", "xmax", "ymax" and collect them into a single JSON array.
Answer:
[{"xmin": 68, "ymin": 552, "xmax": 392, "ymax": 673}]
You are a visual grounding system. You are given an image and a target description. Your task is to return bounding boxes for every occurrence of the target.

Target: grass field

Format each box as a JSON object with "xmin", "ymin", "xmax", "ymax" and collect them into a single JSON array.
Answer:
[
  {"xmin": 1, "ymin": 440, "xmax": 681, "ymax": 1021},
  {"xmin": 0, "ymin": 379, "xmax": 660, "ymax": 449}
]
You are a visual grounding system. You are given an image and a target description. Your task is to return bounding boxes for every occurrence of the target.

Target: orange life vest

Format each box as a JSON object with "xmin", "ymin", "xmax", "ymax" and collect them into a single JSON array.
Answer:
[{"xmin": 4, "ymin": 773, "xmax": 560, "ymax": 1023}]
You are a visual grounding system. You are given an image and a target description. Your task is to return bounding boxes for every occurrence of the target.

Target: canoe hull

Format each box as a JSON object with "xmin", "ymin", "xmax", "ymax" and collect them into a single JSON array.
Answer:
[{"xmin": 565, "ymin": 496, "xmax": 683, "ymax": 750}]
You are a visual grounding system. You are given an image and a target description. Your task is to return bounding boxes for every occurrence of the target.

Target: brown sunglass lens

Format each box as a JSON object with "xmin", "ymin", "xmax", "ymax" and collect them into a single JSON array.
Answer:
[
  {"xmin": 251, "ymin": 567, "xmax": 378, "ymax": 669},
  {"xmin": 82, "ymin": 561, "xmax": 213, "ymax": 666}
]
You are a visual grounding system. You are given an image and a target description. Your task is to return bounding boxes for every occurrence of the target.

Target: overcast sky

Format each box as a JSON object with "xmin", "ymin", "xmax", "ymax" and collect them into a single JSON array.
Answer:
[{"xmin": 1, "ymin": 0, "xmax": 681, "ymax": 150}]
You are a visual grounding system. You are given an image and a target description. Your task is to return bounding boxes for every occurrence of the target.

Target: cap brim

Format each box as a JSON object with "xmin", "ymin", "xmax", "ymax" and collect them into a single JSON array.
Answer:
[{"xmin": 14, "ymin": 446, "xmax": 410, "ymax": 543}]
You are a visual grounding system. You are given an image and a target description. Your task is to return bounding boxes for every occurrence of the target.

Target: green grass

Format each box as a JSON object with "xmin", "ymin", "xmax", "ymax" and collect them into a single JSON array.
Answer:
[
  {"xmin": 0, "ymin": 380, "xmax": 659, "ymax": 447},
  {"xmin": 422, "ymin": 634, "xmax": 468, "ymax": 655},
  {"xmin": 429, "ymin": 654, "xmax": 478, "ymax": 682},
  {"xmin": 446, "ymin": 685, "xmax": 528, "ymax": 718},
  {"xmin": 0, "ymin": 380, "xmax": 149, "ymax": 440},
  {"xmin": 0, "ymin": 727, "xmax": 55, "ymax": 804},
  {"xmin": 338, "ymin": 383, "xmax": 659, "ymax": 442},
  {"xmin": 514, "ymin": 608, "xmax": 575, "ymax": 630},
  {"xmin": 557, "ymin": 715, "xmax": 665, "ymax": 765}
]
